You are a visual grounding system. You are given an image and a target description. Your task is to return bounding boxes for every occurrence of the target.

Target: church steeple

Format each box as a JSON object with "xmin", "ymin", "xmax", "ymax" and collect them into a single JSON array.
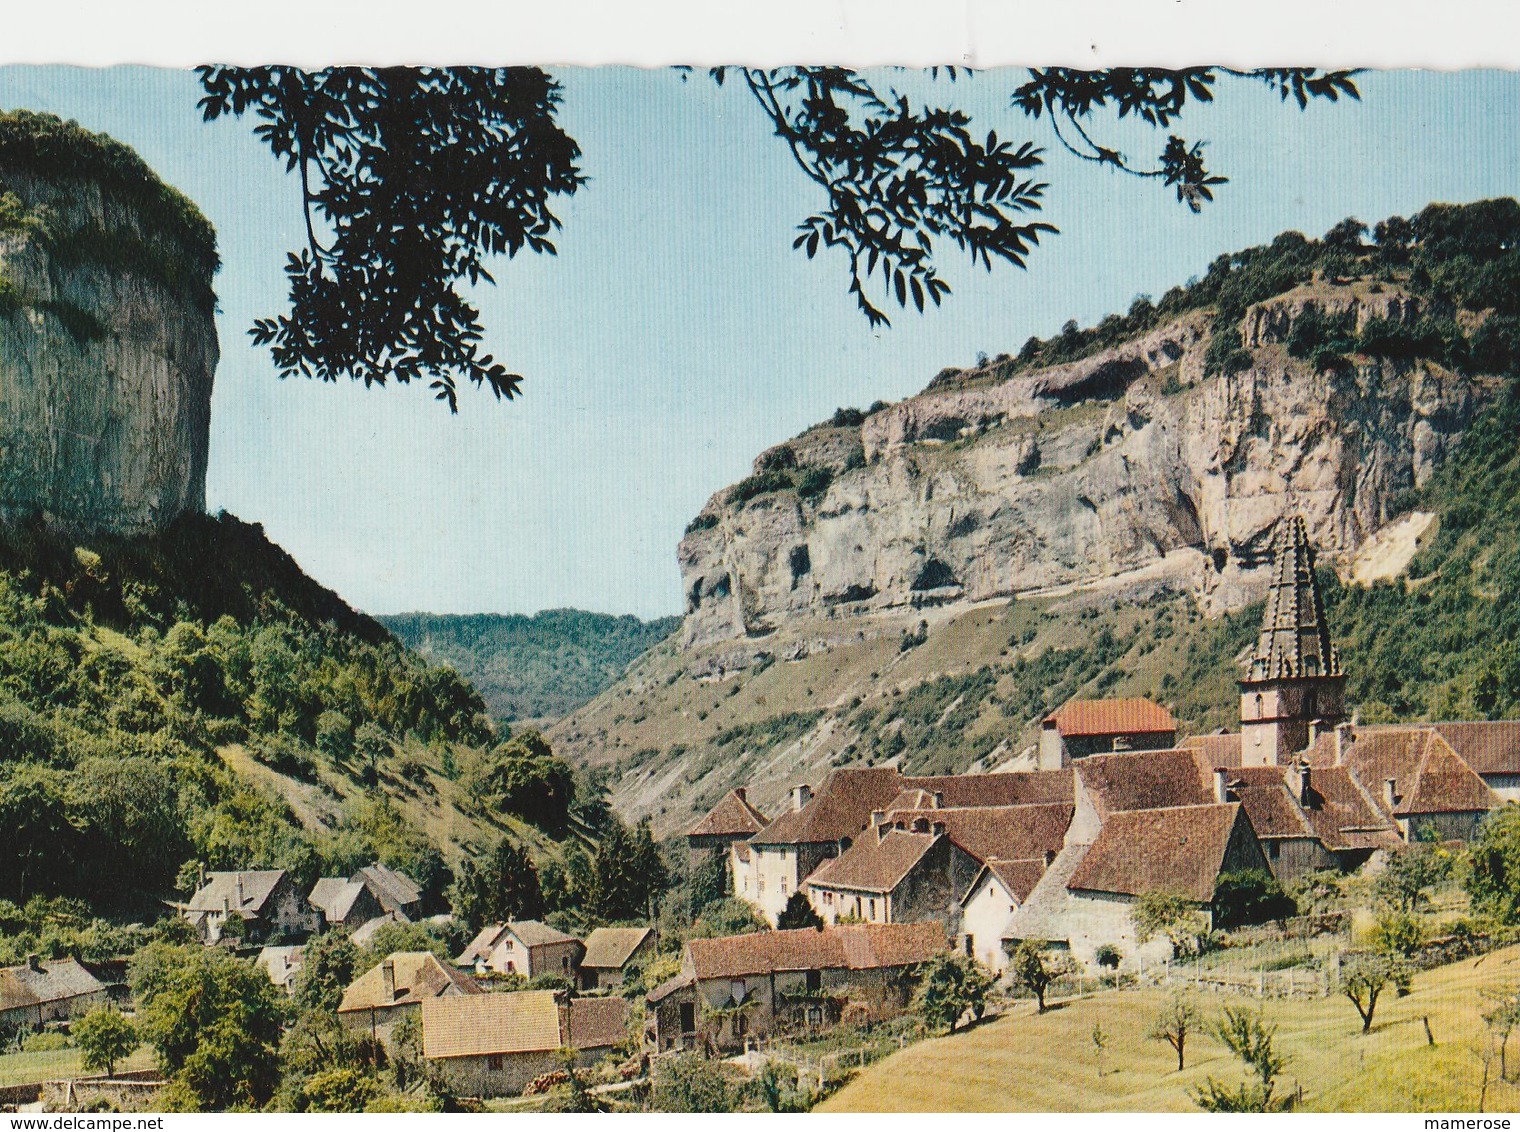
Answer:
[
  {"xmin": 1239, "ymin": 514, "xmax": 1347, "ymax": 766},
  {"xmin": 1247, "ymin": 513, "xmax": 1341, "ymax": 682}
]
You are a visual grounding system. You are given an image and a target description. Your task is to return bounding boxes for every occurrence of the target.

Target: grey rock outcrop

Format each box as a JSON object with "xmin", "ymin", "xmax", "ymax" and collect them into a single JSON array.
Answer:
[
  {"xmin": 0, "ymin": 147, "xmax": 218, "ymax": 534},
  {"xmin": 678, "ymin": 287, "xmax": 1489, "ymax": 647}
]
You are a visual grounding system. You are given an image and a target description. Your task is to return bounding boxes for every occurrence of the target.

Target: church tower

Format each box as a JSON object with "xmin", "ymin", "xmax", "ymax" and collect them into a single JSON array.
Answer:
[{"xmin": 1239, "ymin": 514, "xmax": 1346, "ymax": 766}]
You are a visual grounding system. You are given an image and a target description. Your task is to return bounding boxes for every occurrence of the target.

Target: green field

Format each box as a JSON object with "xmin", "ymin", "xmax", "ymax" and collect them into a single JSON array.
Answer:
[
  {"xmin": 821, "ymin": 947, "xmax": 1520, "ymax": 1112},
  {"xmin": 0, "ymin": 1046, "xmax": 156, "ymax": 1088}
]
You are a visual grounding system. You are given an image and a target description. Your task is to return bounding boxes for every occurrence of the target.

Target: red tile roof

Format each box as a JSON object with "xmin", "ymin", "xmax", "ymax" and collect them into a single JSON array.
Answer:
[
  {"xmin": 805, "ymin": 830, "xmax": 938, "ymax": 894},
  {"xmin": 688, "ymin": 789, "xmax": 769, "ymax": 839},
  {"xmin": 684, "ymin": 923, "xmax": 946, "ymax": 980},
  {"xmin": 883, "ymin": 803, "xmax": 1073, "ymax": 865},
  {"xmin": 1045, "ymin": 698, "xmax": 1178, "ymax": 737},
  {"xmin": 1067, "ymin": 804, "xmax": 1250, "ymax": 902},
  {"xmin": 1076, "ymin": 749, "xmax": 1213, "ymax": 818}
]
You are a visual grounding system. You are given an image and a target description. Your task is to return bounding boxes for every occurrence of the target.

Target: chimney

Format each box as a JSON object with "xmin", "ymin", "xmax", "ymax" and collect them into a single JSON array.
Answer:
[
  {"xmin": 1334, "ymin": 722, "xmax": 1354, "ymax": 765},
  {"xmin": 1292, "ymin": 761, "xmax": 1311, "ymax": 806},
  {"xmin": 930, "ymin": 791, "xmax": 944, "ymax": 810},
  {"xmin": 791, "ymin": 784, "xmax": 811, "ymax": 813},
  {"xmin": 1384, "ymin": 778, "xmax": 1398, "ymax": 814},
  {"xmin": 381, "ymin": 959, "xmax": 396, "ymax": 1001},
  {"xmin": 1213, "ymin": 768, "xmax": 1230, "ymax": 804},
  {"xmin": 25, "ymin": 953, "xmax": 41, "ymax": 973},
  {"xmin": 734, "ymin": 787, "xmax": 747, "ymax": 803},
  {"xmin": 236, "ymin": 874, "xmax": 245, "ymax": 907},
  {"xmin": 870, "ymin": 809, "xmax": 886, "ymax": 828},
  {"xmin": 198, "ymin": 862, "xmax": 206, "ymax": 890}
]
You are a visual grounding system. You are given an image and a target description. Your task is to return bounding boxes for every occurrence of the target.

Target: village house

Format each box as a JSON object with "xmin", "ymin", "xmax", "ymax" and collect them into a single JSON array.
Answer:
[
  {"xmin": 686, "ymin": 787, "xmax": 769, "ymax": 860},
  {"xmin": 455, "ymin": 920, "xmax": 584, "ymax": 980},
  {"xmin": 960, "ymin": 860, "xmax": 1046, "ymax": 976},
  {"xmin": 338, "ymin": 951, "xmax": 481, "ymax": 1042},
  {"xmin": 578, "ymin": 926, "xmax": 656, "ymax": 990},
  {"xmin": 646, "ymin": 922, "xmax": 945, "ymax": 1053},
  {"xmin": 308, "ymin": 877, "xmax": 388, "ymax": 933},
  {"xmin": 308, "ymin": 863, "xmax": 424, "ymax": 933},
  {"xmin": 724, "ymin": 766, "xmax": 1072, "ymax": 926},
  {"xmin": 1009, "ymin": 802, "xmax": 1270, "ymax": 969},
  {"xmin": 255, "ymin": 945, "xmax": 305, "ymax": 995},
  {"xmin": 1038, "ymin": 697, "xmax": 1178, "ymax": 768},
  {"xmin": 180, "ymin": 868, "xmax": 316, "ymax": 944},
  {"xmin": 0, "ymin": 956, "xmax": 108, "ymax": 1030},
  {"xmin": 1415, "ymin": 721, "xmax": 1520, "ymax": 802},
  {"xmin": 421, "ymin": 991, "xmax": 627, "ymax": 1098},
  {"xmin": 803, "ymin": 800, "xmax": 1072, "ymax": 932}
]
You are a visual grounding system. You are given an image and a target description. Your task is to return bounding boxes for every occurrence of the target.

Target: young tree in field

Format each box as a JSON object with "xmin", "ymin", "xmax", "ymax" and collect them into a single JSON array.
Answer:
[
  {"xmin": 74, "ymin": 1006, "xmax": 138, "ymax": 1077},
  {"xmin": 1339, "ymin": 951, "xmax": 1411, "ymax": 1034},
  {"xmin": 776, "ymin": 891, "xmax": 823, "ymax": 930},
  {"xmin": 1011, "ymin": 940, "xmax": 1061, "ymax": 1013},
  {"xmin": 1191, "ymin": 1007, "xmax": 1288, "ymax": 1112},
  {"xmin": 1091, "ymin": 1021, "xmax": 1109, "ymax": 1079},
  {"xmin": 915, "ymin": 953, "xmax": 995, "ymax": 1034},
  {"xmin": 1149, "ymin": 990, "xmax": 1200, "ymax": 1072}
]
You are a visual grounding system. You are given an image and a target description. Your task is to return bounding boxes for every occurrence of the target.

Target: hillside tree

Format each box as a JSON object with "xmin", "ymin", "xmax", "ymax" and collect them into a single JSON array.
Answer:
[
  {"xmin": 73, "ymin": 1006, "xmax": 139, "ymax": 1077},
  {"xmin": 451, "ymin": 837, "xmax": 543, "ymax": 930},
  {"xmin": 194, "ymin": 65, "xmax": 1359, "ymax": 410}
]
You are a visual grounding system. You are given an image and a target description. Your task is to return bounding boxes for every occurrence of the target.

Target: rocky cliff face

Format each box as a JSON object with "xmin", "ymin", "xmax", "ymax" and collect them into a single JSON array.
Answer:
[
  {"xmin": 0, "ymin": 117, "xmax": 218, "ymax": 535},
  {"xmin": 678, "ymin": 281, "xmax": 1490, "ymax": 649}
]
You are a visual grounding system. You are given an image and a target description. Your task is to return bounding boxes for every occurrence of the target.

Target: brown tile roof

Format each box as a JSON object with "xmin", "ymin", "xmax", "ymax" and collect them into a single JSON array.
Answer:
[
  {"xmin": 1395, "ymin": 721, "xmax": 1520, "ymax": 778},
  {"xmin": 339, "ymin": 952, "xmax": 481, "ymax": 1014},
  {"xmin": 1223, "ymin": 767, "xmax": 1318, "ymax": 840},
  {"xmin": 581, "ymin": 927, "xmax": 653, "ymax": 970},
  {"xmin": 903, "ymin": 770, "xmax": 1075, "ymax": 808},
  {"xmin": 1180, "ymin": 733, "xmax": 1243, "ymax": 768},
  {"xmin": 0, "ymin": 957, "xmax": 105, "ymax": 1011},
  {"xmin": 805, "ymin": 830, "xmax": 938, "ymax": 894},
  {"xmin": 751, "ymin": 767, "xmax": 903, "ymax": 846},
  {"xmin": 1067, "ymin": 804, "xmax": 1247, "ymax": 902},
  {"xmin": 354, "ymin": 864, "xmax": 422, "ymax": 914},
  {"xmin": 566, "ymin": 996, "xmax": 628, "ymax": 1051},
  {"xmin": 1076, "ymin": 749, "xmax": 1213, "ymax": 818},
  {"xmin": 883, "ymin": 803, "xmax": 1073, "ymax": 865},
  {"xmin": 185, "ymin": 870, "xmax": 288, "ymax": 917},
  {"xmin": 688, "ymin": 789, "xmax": 769, "ymax": 839},
  {"xmin": 1299, "ymin": 765, "xmax": 1402, "ymax": 851},
  {"xmin": 975, "ymin": 858, "xmax": 1048, "ymax": 903},
  {"xmin": 422, "ymin": 990, "xmax": 561, "ymax": 1060},
  {"xmin": 684, "ymin": 922, "xmax": 945, "ymax": 980},
  {"xmin": 1045, "ymin": 698, "xmax": 1177, "ymax": 737},
  {"xmin": 1342, "ymin": 728, "xmax": 1497, "ymax": 817}
]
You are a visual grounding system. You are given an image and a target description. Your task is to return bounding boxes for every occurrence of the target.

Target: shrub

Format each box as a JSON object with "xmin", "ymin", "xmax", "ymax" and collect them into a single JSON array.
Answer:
[
  {"xmin": 650, "ymin": 1054, "xmax": 733, "ymax": 1113},
  {"xmin": 1094, "ymin": 944, "xmax": 1121, "ymax": 970},
  {"xmin": 1212, "ymin": 870, "xmax": 1296, "ymax": 930}
]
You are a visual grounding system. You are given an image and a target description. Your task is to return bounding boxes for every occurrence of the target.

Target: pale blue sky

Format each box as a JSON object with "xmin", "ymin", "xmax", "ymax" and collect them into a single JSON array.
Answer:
[{"xmin": 0, "ymin": 67, "xmax": 1515, "ymax": 618}]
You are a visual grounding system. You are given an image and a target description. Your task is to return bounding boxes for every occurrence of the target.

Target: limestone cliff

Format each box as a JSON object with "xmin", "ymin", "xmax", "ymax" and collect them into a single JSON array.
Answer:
[
  {"xmin": 679, "ymin": 281, "xmax": 1490, "ymax": 649},
  {"xmin": 0, "ymin": 112, "xmax": 219, "ymax": 534}
]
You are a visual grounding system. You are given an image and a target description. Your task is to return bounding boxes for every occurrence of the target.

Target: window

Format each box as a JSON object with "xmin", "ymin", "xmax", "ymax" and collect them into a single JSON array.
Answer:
[
  {"xmin": 1268, "ymin": 841, "xmax": 1280, "ymax": 860},
  {"xmin": 823, "ymin": 892, "xmax": 833, "ymax": 906},
  {"xmin": 1255, "ymin": 693, "xmax": 1264, "ymax": 718},
  {"xmin": 731, "ymin": 979, "xmax": 746, "ymax": 1003},
  {"xmin": 562, "ymin": 956, "xmax": 570, "ymax": 971},
  {"xmin": 487, "ymin": 1055, "xmax": 503, "ymax": 1071},
  {"xmin": 868, "ymin": 898, "xmax": 877, "ymax": 920},
  {"xmin": 758, "ymin": 878, "xmax": 765, "ymax": 894},
  {"xmin": 781, "ymin": 879, "xmax": 789, "ymax": 895}
]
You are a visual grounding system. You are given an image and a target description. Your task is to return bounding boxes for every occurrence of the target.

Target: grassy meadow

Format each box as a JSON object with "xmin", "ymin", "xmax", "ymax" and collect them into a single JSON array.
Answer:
[{"xmin": 820, "ymin": 946, "xmax": 1520, "ymax": 1112}]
